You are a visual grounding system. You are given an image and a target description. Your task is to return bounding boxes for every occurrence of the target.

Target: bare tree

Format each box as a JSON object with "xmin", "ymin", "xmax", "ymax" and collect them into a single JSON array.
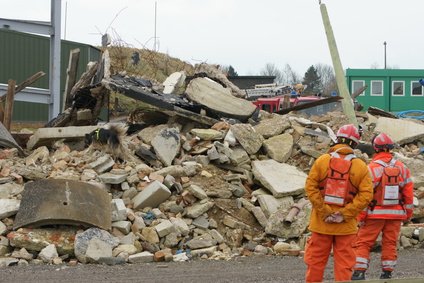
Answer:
[
  {"xmin": 315, "ymin": 63, "xmax": 337, "ymax": 95},
  {"xmin": 370, "ymin": 62, "xmax": 380, "ymax": 69},
  {"xmin": 260, "ymin": 63, "xmax": 284, "ymax": 84}
]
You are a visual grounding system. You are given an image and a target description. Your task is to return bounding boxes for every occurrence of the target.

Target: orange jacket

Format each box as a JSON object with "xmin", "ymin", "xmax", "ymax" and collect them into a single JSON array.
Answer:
[
  {"xmin": 358, "ymin": 152, "xmax": 414, "ymax": 221},
  {"xmin": 305, "ymin": 144, "xmax": 374, "ymax": 235}
]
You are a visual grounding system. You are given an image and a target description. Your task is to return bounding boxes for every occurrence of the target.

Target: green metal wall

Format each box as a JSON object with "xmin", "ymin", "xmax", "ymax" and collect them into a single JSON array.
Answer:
[
  {"xmin": 346, "ymin": 69, "xmax": 424, "ymax": 113},
  {"xmin": 0, "ymin": 29, "xmax": 101, "ymax": 122}
]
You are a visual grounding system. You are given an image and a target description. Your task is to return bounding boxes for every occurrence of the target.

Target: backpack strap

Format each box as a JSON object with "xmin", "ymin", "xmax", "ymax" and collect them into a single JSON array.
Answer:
[{"xmin": 330, "ymin": 147, "xmax": 357, "ymax": 160}]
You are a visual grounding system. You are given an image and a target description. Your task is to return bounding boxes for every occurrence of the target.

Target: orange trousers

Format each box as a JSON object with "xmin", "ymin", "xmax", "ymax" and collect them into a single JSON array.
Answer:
[
  {"xmin": 354, "ymin": 219, "xmax": 401, "ymax": 272},
  {"xmin": 304, "ymin": 232, "xmax": 356, "ymax": 282}
]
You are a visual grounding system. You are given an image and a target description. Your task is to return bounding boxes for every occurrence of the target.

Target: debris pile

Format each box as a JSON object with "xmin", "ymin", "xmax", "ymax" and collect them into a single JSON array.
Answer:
[
  {"xmin": 1, "ymin": 62, "xmax": 424, "ymax": 267},
  {"xmin": 1, "ymin": 109, "xmax": 424, "ymax": 267}
]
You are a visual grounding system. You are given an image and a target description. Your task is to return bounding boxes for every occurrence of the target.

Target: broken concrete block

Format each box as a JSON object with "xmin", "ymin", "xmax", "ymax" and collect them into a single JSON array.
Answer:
[
  {"xmin": 265, "ymin": 202, "xmax": 312, "ymax": 238},
  {"xmin": 0, "ymin": 221, "xmax": 7, "ymax": 235},
  {"xmin": 190, "ymin": 128, "xmax": 223, "ymax": 140},
  {"xmin": 185, "ymin": 200, "xmax": 214, "ymax": 218},
  {"xmin": 163, "ymin": 71, "xmax": 186, "ymax": 94},
  {"xmin": 252, "ymin": 159, "xmax": 307, "ymax": 197},
  {"xmin": 13, "ymin": 179, "xmax": 111, "ymax": 230},
  {"xmin": 89, "ymin": 155, "xmax": 115, "ymax": 174},
  {"xmin": 38, "ymin": 244, "xmax": 58, "ymax": 264},
  {"xmin": 375, "ymin": 117, "xmax": 424, "ymax": 144},
  {"xmin": 186, "ymin": 238, "xmax": 217, "ymax": 250},
  {"xmin": 257, "ymin": 194, "xmax": 294, "ymax": 219},
  {"xmin": 154, "ymin": 220, "xmax": 176, "ymax": 238},
  {"xmin": 169, "ymin": 217, "xmax": 189, "ymax": 236},
  {"xmin": 112, "ymin": 221, "xmax": 131, "ymax": 234},
  {"xmin": 0, "ymin": 199, "xmax": 20, "ymax": 219},
  {"xmin": 263, "ymin": 133, "xmax": 293, "ymax": 163},
  {"xmin": 27, "ymin": 126, "xmax": 99, "ymax": 151},
  {"xmin": 11, "ymin": 248, "xmax": 33, "ymax": 260},
  {"xmin": 128, "ymin": 251, "xmax": 154, "ymax": 263},
  {"xmin": 253, "ymin": 114, "xmax": 290, "ymax": 138},
  {"xmin": 74, "ymin": 228, "xmax": 119, "ymax": 264},
  {"xmin": 230, "ymin": 124, "xmax": 264, "ymax": 155},
  {"xmin": 151, "ymin": 127, "xmax": 181, "ymax": 167},
  {"xmin": 187, "ymin": 184, "xmax": 208, "ymax": 200},
  {"xmin": 192, "ymin": 215, "xmax": 209, "ymax": 229},
  {"xmin": 85, "ymin": 238, "xmax": 113, "ymax": 263},
  {"xmin": 132, "ymin": 181, "xmax": 171, "ymax": 210},
  {"xmin": 186, "ymin": 77, "xmax": 256, "ymax": 121},
  {"xmin": 251, "ymin": 206, "xmax": 268, "ymax": 228},
  {"xmin": 112, "ymin": 244, "xmax": 137, "ymax": 257},
  {"xmin": 7, "ymin": 226, "xmax": 77, "ymax": 255},
  {"xmin": 141, "ymin": 227, "xmax": 159, "ymax": 244},
  {"xmin": 98, "ymin": 172, "xmax": 128, "ymax": 184}
]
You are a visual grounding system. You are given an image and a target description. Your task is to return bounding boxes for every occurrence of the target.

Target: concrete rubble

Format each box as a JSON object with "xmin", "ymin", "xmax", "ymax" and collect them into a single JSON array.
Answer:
[{"xmin": 1, "ymin": 69, "xmax": 424, "ymax": 267}]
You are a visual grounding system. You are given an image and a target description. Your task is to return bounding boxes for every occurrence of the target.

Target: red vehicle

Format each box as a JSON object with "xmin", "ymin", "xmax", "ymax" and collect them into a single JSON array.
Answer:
[{"xmin": 252, "ymin": 96, "xmax": 360, "ymax": 117}]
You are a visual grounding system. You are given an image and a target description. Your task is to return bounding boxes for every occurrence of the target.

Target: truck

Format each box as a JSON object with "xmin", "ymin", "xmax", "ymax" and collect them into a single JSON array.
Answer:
[{"xmin": 252, "ymin": 95, "xmax": 361, "ymax": 117}]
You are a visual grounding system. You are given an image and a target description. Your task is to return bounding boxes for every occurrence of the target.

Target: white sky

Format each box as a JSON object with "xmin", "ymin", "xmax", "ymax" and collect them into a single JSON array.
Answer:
[{"xmin": 1, "ymin": 0, "xmax": 423, "ymax": 77}]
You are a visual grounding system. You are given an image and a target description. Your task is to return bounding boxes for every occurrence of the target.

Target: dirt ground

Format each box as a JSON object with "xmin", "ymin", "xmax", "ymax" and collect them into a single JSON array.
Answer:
[{"xmin": 1, "ymin": 249, "xmax": 423, "ymax": 283}]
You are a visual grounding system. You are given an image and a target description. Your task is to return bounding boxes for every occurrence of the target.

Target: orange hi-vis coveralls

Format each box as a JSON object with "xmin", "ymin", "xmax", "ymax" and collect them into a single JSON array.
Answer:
[
  {"xmin": 354, "ymin": 152, "xmax": 414, "ymax": 273},
  {"xmin": 304, "ymin": 144, "xmax": 373, "ymax": 282}
]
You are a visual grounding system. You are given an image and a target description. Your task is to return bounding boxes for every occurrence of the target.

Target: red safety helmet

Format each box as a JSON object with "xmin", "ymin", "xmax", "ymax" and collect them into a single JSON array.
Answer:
[
  {"xmin": 336, "ymin": 124, "xmax": 361, "ymax": 145},
  {"xmin": 372, "ymin": 133, "xmax": 394, "ymax": 151}
]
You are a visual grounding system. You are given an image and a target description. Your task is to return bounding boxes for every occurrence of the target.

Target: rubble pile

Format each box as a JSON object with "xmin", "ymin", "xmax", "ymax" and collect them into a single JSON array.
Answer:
[{"xmin": 1, "ymin": 109, "xmax": 424, "ymax": 267}]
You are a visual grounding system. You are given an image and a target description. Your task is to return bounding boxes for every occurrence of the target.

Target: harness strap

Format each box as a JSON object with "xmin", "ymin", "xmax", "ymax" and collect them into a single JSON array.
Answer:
[{"xmin": 94, "ymin": 129, "xmax": 102, "ymax": 145}]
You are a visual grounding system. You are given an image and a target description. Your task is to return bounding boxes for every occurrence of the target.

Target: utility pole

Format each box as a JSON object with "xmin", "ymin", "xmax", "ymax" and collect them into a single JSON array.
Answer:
[
  {"xmin": 320, "ymin": 3, "xmax": 357, "ymax": 127},
  {"xmin": 384, "ymin": 41, "xmax": 387, "ymax": 69}
]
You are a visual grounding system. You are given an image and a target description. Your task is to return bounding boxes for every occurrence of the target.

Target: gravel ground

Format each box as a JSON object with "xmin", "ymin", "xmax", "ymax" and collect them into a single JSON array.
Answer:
[{"xmin": 1, "ymin": 249, "xmax": 423, "ymax": 283}]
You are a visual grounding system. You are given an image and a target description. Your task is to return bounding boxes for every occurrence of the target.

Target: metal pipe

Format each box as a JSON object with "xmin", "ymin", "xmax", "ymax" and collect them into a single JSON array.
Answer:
[{"xmin": 283, "ymin": 199, "xmax": 310, "ymax": 227}]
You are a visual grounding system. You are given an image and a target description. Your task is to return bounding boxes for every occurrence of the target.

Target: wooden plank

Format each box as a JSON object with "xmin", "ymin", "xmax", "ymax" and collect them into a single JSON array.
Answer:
[
  {"xmin": 274, "ymin": 96, "xmax": 343, "ymax": 115},
  {"xmin": 0, "ymin": 71, "xmax": 45, "ymax": 103},
  {"xmin": 62, "ymin": 48, "xmax": 80, "ymax": 111},
  {"xmin": 4, "ymin": 79, "xmax": 16, "ymax": 131}
]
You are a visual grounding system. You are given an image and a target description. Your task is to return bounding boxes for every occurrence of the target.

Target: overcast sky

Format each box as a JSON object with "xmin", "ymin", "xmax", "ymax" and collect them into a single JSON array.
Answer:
[{"xmin": 2, "ymin": 0, "xmax": 423, "ymax": 77}]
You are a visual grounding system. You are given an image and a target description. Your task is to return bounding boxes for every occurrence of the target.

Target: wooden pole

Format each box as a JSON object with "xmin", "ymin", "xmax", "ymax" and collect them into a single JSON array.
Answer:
[
  {"xmin": 320, "ymin": 3, "xmax": 358, "ymax": 127},
  {"xmin": 4, "ymin": 79, "xmax": 16, "ymax": 131},
  {"xmin": 0, "ymin": 71, "xmax": 45, "ymax": 103},
  {"xmin": 63, "ymin": 48, "xmax": 80, "ymax": 111}
]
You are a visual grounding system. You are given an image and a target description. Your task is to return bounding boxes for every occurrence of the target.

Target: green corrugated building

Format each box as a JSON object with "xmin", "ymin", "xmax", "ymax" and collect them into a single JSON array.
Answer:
[
  {"xmin": 346, "ymin": 69, "xmax": 424, "ymax": 113},
  {"xmin": 0, "ymin": 29, "xmax": 101, "ymax": 122}
]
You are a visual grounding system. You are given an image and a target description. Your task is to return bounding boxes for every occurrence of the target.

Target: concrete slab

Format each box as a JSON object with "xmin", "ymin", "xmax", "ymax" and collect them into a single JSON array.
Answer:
[
  {"xmin": 185, "ymin": 77, "xmax": 256, "ymax": 122},
  {"xmin": 26, "ymin": 125, "xmax": 100, "ymax": 151},
  {"xmin": 13, "ymin": 179, "xmax": 111, "ymax": 230}
]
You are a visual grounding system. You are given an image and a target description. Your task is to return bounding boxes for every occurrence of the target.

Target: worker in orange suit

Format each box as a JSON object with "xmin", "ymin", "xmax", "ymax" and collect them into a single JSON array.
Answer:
[
  {"xmin": 351, "ymin": 133, "xmax": 414, "ymax": 280},
  {"xmin": 304, "ymin": 124, "xmax": 374, "ymax": 283}
]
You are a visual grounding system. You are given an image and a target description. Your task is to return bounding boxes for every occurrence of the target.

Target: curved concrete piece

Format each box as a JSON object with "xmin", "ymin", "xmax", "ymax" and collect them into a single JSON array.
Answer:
[{"xmin": 13, "ymin": 179, "xmax": 111, "ymax": 230}]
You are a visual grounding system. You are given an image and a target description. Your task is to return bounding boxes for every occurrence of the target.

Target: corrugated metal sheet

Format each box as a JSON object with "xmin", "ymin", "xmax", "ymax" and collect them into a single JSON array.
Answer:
[{"xmin": 0, "ymin": 29, "xmax": 101, "ymax": 122}]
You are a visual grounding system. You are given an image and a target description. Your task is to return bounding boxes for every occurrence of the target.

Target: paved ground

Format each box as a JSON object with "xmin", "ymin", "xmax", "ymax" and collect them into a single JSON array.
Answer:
[{"xmin": 1, "ymin": 249, "xmax": 423, "ymax": 283}]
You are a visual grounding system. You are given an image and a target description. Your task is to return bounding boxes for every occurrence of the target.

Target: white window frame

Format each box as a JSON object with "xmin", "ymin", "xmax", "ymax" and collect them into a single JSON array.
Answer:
[
  {"xmin": 371, "ymin": 80, "xmax": 384, "ymax": 96},
  {"xmin": 392, "ymin": 81, "xmax": 405, "ymax": 96},
  {"xmin": 411, "ymin": 81, "xmax": 424, "ymax": 96},
  {"xmin": 352, "ymin": 80, "xmax": 365, "ymax": 96}
]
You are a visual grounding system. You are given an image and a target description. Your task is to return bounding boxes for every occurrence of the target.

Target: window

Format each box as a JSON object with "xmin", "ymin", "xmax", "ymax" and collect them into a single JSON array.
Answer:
[
  {"xmin": 352, "ymin": 80, "xmax": 365, "ymax": 96},
  {"xmin": 411, "ymin": 82, "xmax": 423, "ymax": 96},
  {"xmin": 371, "ymin": 81, "xmax": 383, "ymax": 96},
  {"xmin": 392, "ymin": 81, "xmax": 404, "ymax": 96}
]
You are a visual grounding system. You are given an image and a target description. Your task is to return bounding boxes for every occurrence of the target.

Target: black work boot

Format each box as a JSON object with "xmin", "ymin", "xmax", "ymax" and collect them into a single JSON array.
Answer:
[
  {"xmin": 351, "ymin": 270, "xmax": 366, "ymax": 280},
  {"xmin": 380, "ymin": 270, "xmax": 392, "ymax": 279}
]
